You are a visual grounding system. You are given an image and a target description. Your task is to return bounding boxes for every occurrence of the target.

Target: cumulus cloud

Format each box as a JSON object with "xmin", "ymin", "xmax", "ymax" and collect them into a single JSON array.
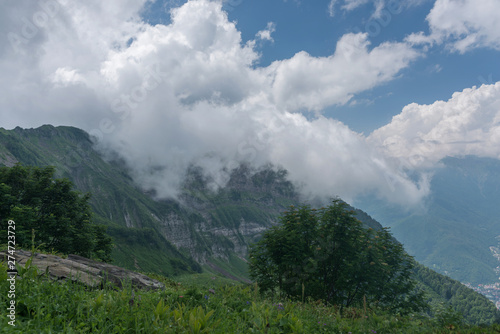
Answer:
[
  {"xmin": 369, "ymin": 82, "xmax": 500, "ymax": 169},
  {"xmin": 0, "ymin": 0, "xmax": 429, "ymax": 206},
  {"xmin": 1, "ymin": 0, "xmax": 147, "ymax": 129},
  {"xmin": 260, "ymin": 112, "xmax": 430, "ymax": 205},
  {"xmin": 407, "ymin": 0, "xmax": 500, "ymax": 53},
  {"xmin": 267, "ymin": 33, "xmax": 420, "ymax": 111}
]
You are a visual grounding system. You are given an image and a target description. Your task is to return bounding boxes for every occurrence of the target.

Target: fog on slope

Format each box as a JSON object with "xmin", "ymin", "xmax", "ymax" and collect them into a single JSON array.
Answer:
[
  {"xmin": 354, "ymin": 156, "xmax": 500, "ymax": 284},
  {"xmin": 1, "ymin": 0, "xmax": 500, "ymax": 209}
]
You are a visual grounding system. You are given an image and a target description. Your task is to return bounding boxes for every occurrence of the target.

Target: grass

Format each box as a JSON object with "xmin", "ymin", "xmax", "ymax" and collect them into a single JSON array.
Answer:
[
  {"xmin": 203, "ymin": 254, "xmax": 250, "ymax": 282},
  {"xmin": 2, "ymin": 260, "xmax": 500, "ymax": 333}
]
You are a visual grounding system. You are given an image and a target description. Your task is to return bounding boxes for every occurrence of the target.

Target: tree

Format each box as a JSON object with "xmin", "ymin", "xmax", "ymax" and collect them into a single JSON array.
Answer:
[
  {"xmin": 0, "ymin": 164, "xmax": 112, "ymax": 262},
  {"xmin": 249, "ymin": 200, "xmax": 425, "ymax": 313}
]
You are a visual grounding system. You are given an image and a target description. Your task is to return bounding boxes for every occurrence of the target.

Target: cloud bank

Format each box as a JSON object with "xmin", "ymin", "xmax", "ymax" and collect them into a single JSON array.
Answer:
[
  {"xmin": 406, "ymin": 0, "xmax": 500, "ymax": 53},
  {"xmin": 0, "ymin": 0, "xmax": 498, "ymax": 208},
  {"xmin": 369, "ymin": 82, "xmax": 500, "ymax": 168}
]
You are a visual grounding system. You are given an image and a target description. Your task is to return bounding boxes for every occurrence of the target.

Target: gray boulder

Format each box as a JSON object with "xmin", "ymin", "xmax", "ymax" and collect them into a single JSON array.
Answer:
[{"xmin": 1, "ymin": 250, "xmax": 164, "ymax": 290}]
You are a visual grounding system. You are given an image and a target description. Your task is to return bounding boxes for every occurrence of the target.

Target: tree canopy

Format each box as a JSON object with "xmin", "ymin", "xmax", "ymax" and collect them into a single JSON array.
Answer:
[
  {"xmin": 249, "ymin": 200, "xmax": 425, "ymax": 313},
  {"xmin": 0, "ymin": 164, "xmax": 112, "ymax": 262}
]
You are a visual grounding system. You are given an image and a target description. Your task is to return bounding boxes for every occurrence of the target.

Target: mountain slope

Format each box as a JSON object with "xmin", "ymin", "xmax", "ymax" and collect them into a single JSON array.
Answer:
[
  {"xmin": 0, "ymin": 125, "xmax": 297, "ymax": 279},
  {"xmin": 1, "ymin": 125, "xmax": 499, "ymax": 324},
  {"xmin": 357, "ymin": 156, "xmax": 500, "ymax": 285},
  {"xmin": 350, "ymin": 208, "xmax": 500, "ymax": 325},
  {"xmin": 0, "ymin": 125, "xmax": 201, "ymax": 276}
]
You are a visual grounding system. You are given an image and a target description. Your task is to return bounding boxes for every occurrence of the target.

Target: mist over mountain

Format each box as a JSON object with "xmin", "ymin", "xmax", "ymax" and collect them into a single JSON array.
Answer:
[
  {"xmin": 0, "ymin": 125, "xmax": 300, "ymax": 279},
  {"xmin": 4, "ymin": 123, "xmax": 500, "ymax": 288},
  {"xmin": 3, "ymin": 0, "xmax": 500, "ymax": 328},
  {"xmin": 3, "ymin": 124, "xmax": 500, "ymax": 325},
  {"xmin": 356, "ymin": 156, "xmax": 500, "ymax": 285}
]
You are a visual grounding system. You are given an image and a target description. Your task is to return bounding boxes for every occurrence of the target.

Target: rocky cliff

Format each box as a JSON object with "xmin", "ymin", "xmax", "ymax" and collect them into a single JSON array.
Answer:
[{"xmin": 0, "ymin": 125, "xmax": 297, "ymax": 279}]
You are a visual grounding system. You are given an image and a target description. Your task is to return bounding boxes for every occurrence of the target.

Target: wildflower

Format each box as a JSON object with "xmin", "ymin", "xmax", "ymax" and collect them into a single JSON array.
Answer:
[
  {"xmin": 246, "ymin": 301, "xmax": 250, "ymax": 305},
  {"xmin": 179, "ymin": 296, "xmax": 183, "ymax": 298},
  {"xmin": 371, "ymin": 330, "xmax": 377, "ymax": 333},
  {"xmin": 129, "ymin": 291, "xmax": 135, "ymax": 306},
  {"xmin": 204, "ymin": 295, "xmax": 209, "ymax": 300}
]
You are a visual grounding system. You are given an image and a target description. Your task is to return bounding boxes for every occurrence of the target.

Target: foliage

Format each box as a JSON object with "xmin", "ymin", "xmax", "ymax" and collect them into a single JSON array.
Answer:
[
  {"xmin": 414, "ymin": 263, "xmax": 500, "ymax": 325},
  {"xmin": 249, "ymin": 200, "xmax": 426, "ymax": 313},
  {"xmin": 0, "ymin": 164, "xmax": 112, "ymax": 261},
  {"xmin": 1, "ymin": 261, "xmax": 500, "ymax": 333}
]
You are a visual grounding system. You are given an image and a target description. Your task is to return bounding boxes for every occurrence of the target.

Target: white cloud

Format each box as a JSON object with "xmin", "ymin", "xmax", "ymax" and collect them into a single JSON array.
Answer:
[
  {"xmin": 267, "ymin": 33, "xmax": 420, "ymax": 112},
  {"xmin": 260, "ymin": 112, "xmax": 430, "ymax": 205},
  {"xmin": 339, "ymin": 0, "xmax": 425, "ymax": 18},
  {"xmin": 328, "ymin": 0, "xmax": 337, "ymax": 17},
  {"xmin": 372, "ymin": 0, "xmax": 386, "ymax": 19},
  {"xmin": 369, "ymin": 82, "xmax": 500, "ymax": 169},
  {"xmin": 52, "ymin": 67, "xmax": 85, "ymax": 86},
  {"xmin": 341, "ymin": 0, "xmax": 370, "ymax": 11},
  {"xmin": 410, "ymin": 0, "xmax": 500, "ymax": 53},
  {"xmin": 0, "ymin": 0, "xmax": 428, "ymax": 206},
  {"xmin": 256, "ymin": 22, "xmax": 276, "ymax": 42}
]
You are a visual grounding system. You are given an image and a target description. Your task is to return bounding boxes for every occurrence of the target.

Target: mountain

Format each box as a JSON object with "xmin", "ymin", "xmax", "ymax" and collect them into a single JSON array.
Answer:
[
  {"xmin": 357, "ymin": 156, "xmax": 500, "ymax": 285},
  {"xmin": 0, "ymin": 125, "xmax": 297, "ymax": 280},
  {"xmin": 1, "ymin": 125, "xmax": 499, "ymax": 324},
  {"xmin": 351, "ymin": 209, "xmax": 500, "ymax": 324}
]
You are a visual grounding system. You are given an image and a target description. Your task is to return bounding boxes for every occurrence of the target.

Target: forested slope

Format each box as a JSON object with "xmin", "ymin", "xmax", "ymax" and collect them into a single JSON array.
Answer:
[{"xmin": 1, "ymin": 125, "xmax": 499, "ymax": 324}]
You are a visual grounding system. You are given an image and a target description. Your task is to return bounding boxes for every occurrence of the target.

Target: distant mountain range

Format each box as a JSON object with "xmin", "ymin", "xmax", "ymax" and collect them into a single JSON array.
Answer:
[
  {"xmin": 1, "ymin": 124, "xmax": 500, "ymax": 324},
  {"xmin": 357, "ymin": 156, "xmax": 500, "ymax": 285}
]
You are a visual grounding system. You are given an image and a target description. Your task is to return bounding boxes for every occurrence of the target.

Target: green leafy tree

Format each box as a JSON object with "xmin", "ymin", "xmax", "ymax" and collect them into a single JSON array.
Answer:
[
  {"xmin": 249, "ymin": 200, "xmax": 425, "ymax": 313},
  {"xmin": 0, "ymin": 164, "xmax": 112, "ymax": 262}
]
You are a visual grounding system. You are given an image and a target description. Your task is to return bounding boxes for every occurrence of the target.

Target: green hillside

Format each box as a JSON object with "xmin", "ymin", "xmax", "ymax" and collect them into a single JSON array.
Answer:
[
  {"xmin": 0, "ymin": 125, "xmax": 200, "ymax": 276},
  {"xmin": 1, "ymin": 125, "xmax": 499, "ymax": 325}
]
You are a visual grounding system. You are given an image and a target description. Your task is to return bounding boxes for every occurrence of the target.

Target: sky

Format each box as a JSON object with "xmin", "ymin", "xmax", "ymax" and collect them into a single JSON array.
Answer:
[{"xmin": 1, "ymin": 0, "xmax": 500, "ymax": 208}]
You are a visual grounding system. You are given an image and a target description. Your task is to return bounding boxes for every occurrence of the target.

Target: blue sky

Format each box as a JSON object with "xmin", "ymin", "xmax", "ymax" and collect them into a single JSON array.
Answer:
[
  {"xmin": 1, "ymin": 0, "xmax": 500, "ymax": 206},
  {"xmin": 142, "ymin": 0, "xmax": 500, "ymax": 133}
]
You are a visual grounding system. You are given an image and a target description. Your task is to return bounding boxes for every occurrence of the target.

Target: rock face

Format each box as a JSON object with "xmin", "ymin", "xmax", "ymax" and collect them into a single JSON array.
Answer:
[
  {"xmin": 0, "ymin": 125, "xmax": 299, "ymax": 277},
  {"xmin": 1, "ymin": 250, "xmax": 164, "ymax": 290}
]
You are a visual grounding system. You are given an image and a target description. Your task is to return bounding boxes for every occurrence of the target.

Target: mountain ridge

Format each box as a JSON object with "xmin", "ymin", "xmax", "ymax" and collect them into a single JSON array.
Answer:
[
  {"xmin": 2, "ymin": 124, "xmax": 500, "ymax": 324},
  {"xmin": 356, "ymin": 155, "xmax": 500, "ymax": 284},
  {"xmin": 0, "ymin": 124, "xmax": 298, "ymax": 279}
]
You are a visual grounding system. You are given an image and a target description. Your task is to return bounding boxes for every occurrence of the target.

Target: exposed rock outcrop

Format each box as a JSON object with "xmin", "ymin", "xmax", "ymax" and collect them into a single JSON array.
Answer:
[{"xmin": 1, "ymin": 250, "xmax": 164, "ymax": 290}]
